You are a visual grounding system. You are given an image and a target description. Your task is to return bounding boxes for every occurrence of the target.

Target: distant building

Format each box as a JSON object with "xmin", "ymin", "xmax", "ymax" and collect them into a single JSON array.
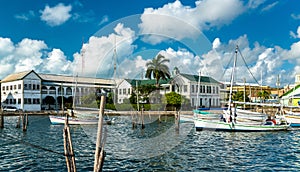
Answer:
[
  {"xmin": 280, "ymin": 73, "xmax": 300, "ymax": 105},
  {"xmin": 116, "ymin": 73, "xmax": 221, "ymax": 108},
  {"xmin": 171, "ymin": 73, "xmax": 221, "ymax": 108},
  {"xmin": 0, "ymin": 70, "xmax": 114, "ymax": 111}
]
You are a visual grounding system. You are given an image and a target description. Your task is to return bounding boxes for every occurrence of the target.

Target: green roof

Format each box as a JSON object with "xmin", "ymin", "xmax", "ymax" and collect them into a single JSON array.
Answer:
[
  {"xmin": 180, "ymin": 73, "xmax": 220, "ymax": 84},
  {"xmin": 281, "ymin": 84, "xmax": 300, "ymax": 97},
  {"xmin": 124, "ymin": 73, "xmax": 220, "ymax": 86},
  {"xmin": 126, "ymin": 78, "xmax": 171, "ymax": 86}
]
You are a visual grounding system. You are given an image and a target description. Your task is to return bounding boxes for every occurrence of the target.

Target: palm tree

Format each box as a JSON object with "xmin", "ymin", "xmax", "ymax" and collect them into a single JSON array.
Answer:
[
  {"xmin": 257, "ymin": 90, "xmax": 270, "ymax": 103},
  {"xmin": 145, "ymin": 54, "xmax": 171, "ymax": 89}
]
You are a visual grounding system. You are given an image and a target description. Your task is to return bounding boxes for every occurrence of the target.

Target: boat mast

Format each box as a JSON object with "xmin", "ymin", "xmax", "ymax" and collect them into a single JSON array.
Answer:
[
  {"xmin": 228, "ymin": 45, "xmax": 238, "ymax": 112},
  {"xmin": 113, "ymin": 36, "xmax": 117, "ymax": 104},
  {"xmin": 196, "ymin": 71, "xmax": 201, "ymax": 109}
]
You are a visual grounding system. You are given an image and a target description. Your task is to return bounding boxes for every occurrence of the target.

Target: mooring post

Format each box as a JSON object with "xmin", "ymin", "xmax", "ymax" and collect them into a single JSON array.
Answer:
[
  {"xmin": 131, "ymin": 112, "xmax": 136, "ymax": 129},
  {"xmin": 63, "ymin": 114, "xmax": 76, "ymax": 172},
  {"xmin": 141, "ymin": 106, "xmax": 145, "ymax": 129},
  {"xmin": 22, "ymin": 113, "xmax": 27, "ymax": 131},
  {"xmin": 94, "ymin": 95, "xmax": 106, "ymax": 172},
  {"xmin": 158, "ymin": 109, "xmax": 161, "ymax": 123},
  {"xmin": 175, "ymin": 111, "xmax": 180, "ymax": 131},
  {"xmin": 16, "ymin": 112, "xmax": 21, "ymax": 128},
  {"xmin": 0, "ymin": 109, "xmax": 4, "ymax": 129}
]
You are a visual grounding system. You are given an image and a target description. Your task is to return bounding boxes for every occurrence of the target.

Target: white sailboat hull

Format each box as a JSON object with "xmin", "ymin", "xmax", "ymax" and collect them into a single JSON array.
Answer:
[
  {"xmin": 235, "ymin": 109, "xmax": 267, "ymax": 121},
  {"xmin": 49, "ymin": 116, "xmax": 98, "ymax": 125},
  {"xmin": 194, "ymin": 118, "xmax": 290, "ymax": 132},
  {"xmin": 284, "ymin": 112, "xmax": 300, "ymax": 127}
]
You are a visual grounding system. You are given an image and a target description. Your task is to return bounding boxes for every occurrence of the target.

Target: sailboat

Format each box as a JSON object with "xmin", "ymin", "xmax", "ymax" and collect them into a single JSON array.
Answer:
[{"xmin": 194, "ymin": 45, "xmax": 290, "ymax": 132}]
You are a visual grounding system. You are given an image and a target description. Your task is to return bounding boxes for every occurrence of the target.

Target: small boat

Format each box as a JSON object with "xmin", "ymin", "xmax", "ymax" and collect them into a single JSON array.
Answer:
[
  {"xmin": 194, "ymin": 117, "xmax": 290, "ymax": 132},
  {"xmin": 194, "ymin": 46, "xmax": 290, "ymax": 132},
  {"xmin": 283, "ymin": 111, "xmax": 300, "ymax": 127},
  {"xmin": 234, "ymin": 108, "xmax": 268, "ymax": 121},
  {"xmin": 180, "ymin": 114, "xmax": 194, "ymax": 123},
  {"xmin": 193, "ymin": 109, "xmax": 221, "ymax": 120},
  {"xmin": 49, "ymin": 115, "xmax": 98, "ymax": 125},
  {"xmin": 49, "ymin": 114, "xmax": 116, "ymax": 125}
]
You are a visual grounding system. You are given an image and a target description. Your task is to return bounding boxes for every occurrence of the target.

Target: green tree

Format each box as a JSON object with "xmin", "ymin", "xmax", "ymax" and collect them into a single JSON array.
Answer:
[
  {"xmin": 145, "ymin": 54, "xmax": 171, "ymax": 89},
  {"xmin": 257, "ymin": 90, "xmax": 270, "ymax": 102},
  {"xmin": 232, "ymin": 91, "xmax": 250, "ymax": 102},
  {"xmin": 163, "ymin": 92, "xmax": 183, "ymax": 111}
]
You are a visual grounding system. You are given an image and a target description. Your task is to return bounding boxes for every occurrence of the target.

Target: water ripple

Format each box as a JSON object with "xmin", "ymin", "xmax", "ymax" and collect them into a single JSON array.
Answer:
[{"xmin": 1, "ymin": 116, "xmax": 300, "ymax": 171}]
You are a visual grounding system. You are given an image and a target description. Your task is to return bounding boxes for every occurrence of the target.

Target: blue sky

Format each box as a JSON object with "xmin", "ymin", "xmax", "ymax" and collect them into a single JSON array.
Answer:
[{"xmin": 0, "ymin": 0, "xmax": 300, "ymax": 87}]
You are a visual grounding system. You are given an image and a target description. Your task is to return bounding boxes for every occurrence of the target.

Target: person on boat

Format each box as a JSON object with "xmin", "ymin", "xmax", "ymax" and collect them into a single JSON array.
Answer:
[{"xmin": 68, "ymin": 108, "xmax": 75, "ymax": 117}]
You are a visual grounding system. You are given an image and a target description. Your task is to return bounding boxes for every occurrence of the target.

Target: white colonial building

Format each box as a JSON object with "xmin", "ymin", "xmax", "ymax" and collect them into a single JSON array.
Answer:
[
  {"xmin": 116, "ymin": 73, "xmax": 222, "ymax": 108},
  {"xmin": 1, "ymin": 71, "xmax": 42, "ymax": 111},
  {"xmin": 1, "ymin": 70, "xmax": 114, "ymax": 111},
  {"xmin": 171, "ymin": 73, "xmax": 221, "ymax": 107}
]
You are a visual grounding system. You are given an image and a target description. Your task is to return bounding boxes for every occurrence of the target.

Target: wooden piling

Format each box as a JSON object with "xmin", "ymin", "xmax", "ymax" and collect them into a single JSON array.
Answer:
[
  {"xmin": 63, "ymin": 114, "xmax": 76, "ymax": 172},
  {"xmin": 0, "ymin": 109, "xmax": 4, "ymax": 128},
  {"xmin": 175, "ymin": 111, "xmax": 180, "ymax": 131},
  {"xmin": 94, "ymin": 95, "xmax": 106, "ymax": 172},
  {"xmin": 22, "ymin": 114, "xmax": 28, "ymax": 131},
  {"xmin": 158, "ymin": 109, "xmax": 161, "ymax": 123},
  {"xmin": 141, "ymin": 107, "xmax": 145, "ymax": 129},
  {"xmin": 16, "ymin": 113, "xmax": 21, "ymax": 128},
  {"xmin": 131, "ymin": 112, "xmax": 136, "ymax": 129}
]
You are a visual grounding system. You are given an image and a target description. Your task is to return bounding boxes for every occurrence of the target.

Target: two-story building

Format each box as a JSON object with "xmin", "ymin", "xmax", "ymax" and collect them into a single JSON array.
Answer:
[
  {"xmin": 116, "ymin": 73, "xmax": 222, "ymax": 108},
  {"xmin": 1, "ymin": 70, "xmax": 114, "ymax": 111}
]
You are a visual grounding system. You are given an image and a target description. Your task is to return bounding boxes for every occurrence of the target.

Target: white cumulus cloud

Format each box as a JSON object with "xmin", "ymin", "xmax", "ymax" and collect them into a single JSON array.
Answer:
[
  {"xmin": 139, "ymin": 0, "xmax": 246, "ymax": 44},
  {"xmin": 40, "ymin": 3, "xmax": 72, "ymax": 26},
  {"xmin": 0, "ymin": 37, "xmax": 74, "ymax": 78},
  {"xmin": 73, "ymin": 23, "xmax": 136, "ymax": 78}
]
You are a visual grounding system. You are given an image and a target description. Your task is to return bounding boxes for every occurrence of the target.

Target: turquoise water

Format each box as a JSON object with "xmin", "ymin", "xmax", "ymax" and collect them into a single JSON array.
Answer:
[{"xmin": 0, "ymin": 115, "xmax": 300, "ymax": 171}]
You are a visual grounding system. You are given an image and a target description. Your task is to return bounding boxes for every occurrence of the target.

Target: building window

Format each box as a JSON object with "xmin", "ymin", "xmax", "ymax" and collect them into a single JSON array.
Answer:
[
  {"xmin": 18, "ymin": 84, "xmax": 21, "ymax": 89},
  {"xmin": 123, "ymin": 88, "xmax": 126, "ymax": 94},
  {"xmin": 49, "ymin": 86, "xmax": 56, "ymax": 94},
  {"xmin": 191, "ymin": 85, "xmax": 194, "ymax": 93},
  {"xmin": 2, "ymin": 86, "xmax": 4, "ymax": 91},
  {"xmin": 184, "ymin": 85, "xmax": 187, "ymax": 92},
  {"xmin": 128, "ymin": 88, "xmax": 131, "ymax": 95},
  {"xmin": 207, "ymin": 86, "xmax": 211, "ymax": 94},
  {"xmin": 14, "ymin": 85, "xmax": 16, "ymax": 90},
  {"xmin": 18, "ymin": 98, "xmax": 21, "ymax": 104},
  {"xmin": 10, "ymin": 85, "xmax": 13, "ymax": 90},
  {"xmin": 119, "ymin": 89, "xmax": 122, "ymax": 95},
  {"xmin": 37, "ymin": 84, "xmax": 40, "ymax": 90},
  {"xmin": 66, "ymin": 87, "xmax": 72, "ymax": 95}
]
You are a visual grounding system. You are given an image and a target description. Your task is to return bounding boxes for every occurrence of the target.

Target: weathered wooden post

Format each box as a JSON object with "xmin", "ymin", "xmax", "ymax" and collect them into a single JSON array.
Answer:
[
  {"xmin": 16, "ymin": 112, "xmax": 21, "ymax": 128},
  {"xmin": 0, "ymin": 109, "xmax": 4, "ymax": 129},
  {"xmin": 141, "ymin": 106, "xmax": 145, "ymax": 129},
  {"xmin": 22, "ymin": 113, "xmax": 28, "ymax": 132},
  {"xmin": 158, "ymin": 109, "xmax": 161, "ymax": 123},
  {"xmin": 175, "ymin": 111, "xmax": 180, "ymax": 131},
  {"xmin": 63, "ymin": 114, "xmax": 76, "ymax": 172},
  {"xmin": 94, "ymin": 95, "xmax": 106, "ymax": 172},
  {"xmin": 131, "ymin": 111, "xmax": 137, "ymax": 129}
]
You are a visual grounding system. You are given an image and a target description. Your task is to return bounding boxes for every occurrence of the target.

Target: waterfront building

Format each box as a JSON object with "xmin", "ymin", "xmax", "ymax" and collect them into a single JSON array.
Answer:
[
  {"xmin": 280, "ymin": 75, "xmax": 300, "ymax": 106},
  {"xmin": 171, "ymin": 73, "xmax": 221, "ymax": 108},
  {"xmin": 117, "ymin": 73, "xmax": 221, "ymax": 108},
  {"xmin": 0, "ymin": 70, "xmax": 114, "ymax": 111}
]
